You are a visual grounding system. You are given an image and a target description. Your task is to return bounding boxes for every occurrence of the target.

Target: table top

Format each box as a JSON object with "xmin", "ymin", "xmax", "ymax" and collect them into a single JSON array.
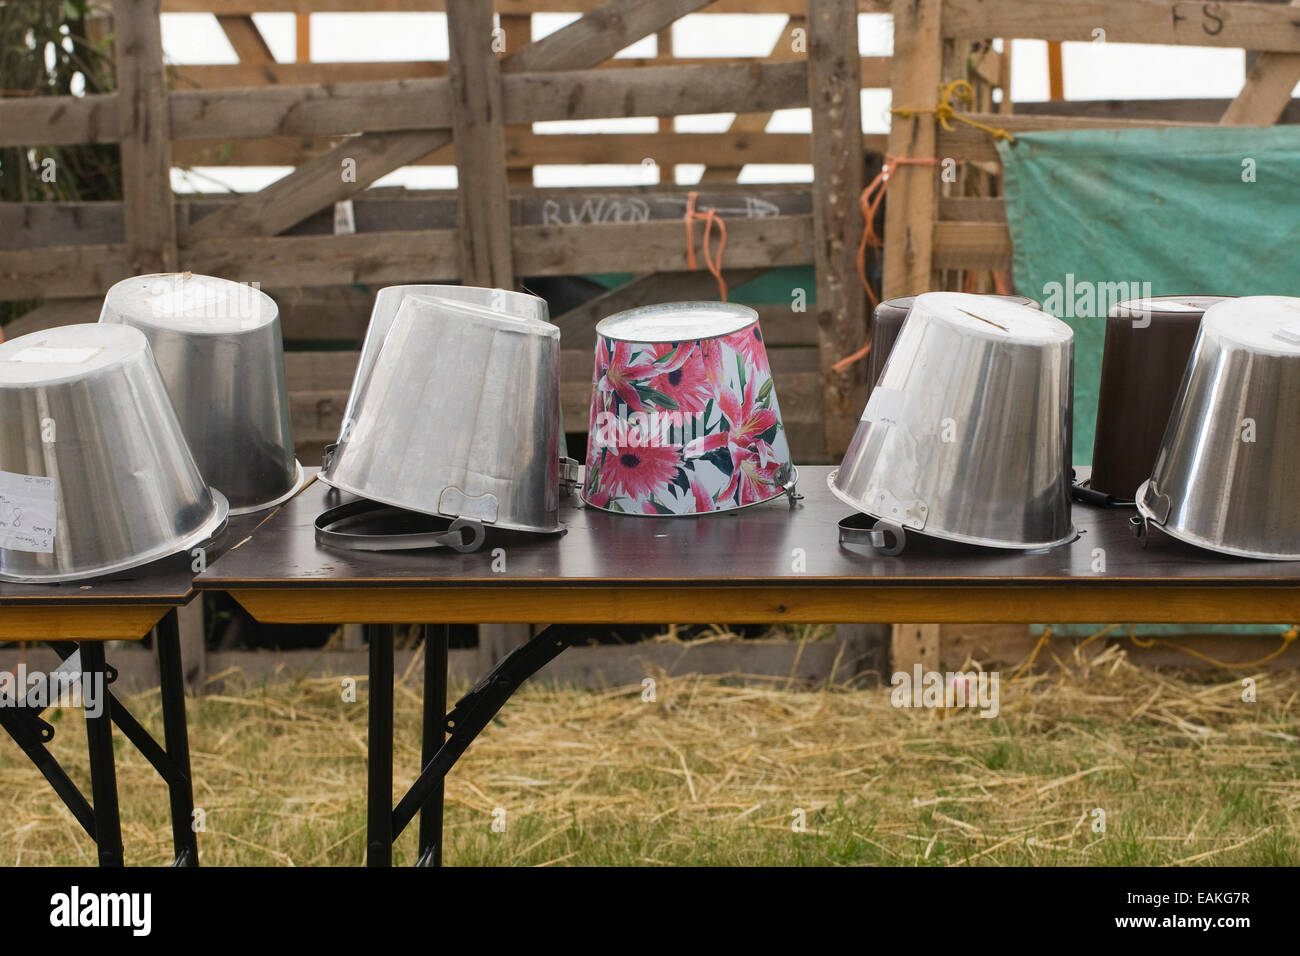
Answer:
[
  {"xmin": 0, "ymin": 505, "xmax": 273, "ymax": 609},
  {"xmin": 194, "ymin": 466, "xmax": 1300, "ymax": 591}
]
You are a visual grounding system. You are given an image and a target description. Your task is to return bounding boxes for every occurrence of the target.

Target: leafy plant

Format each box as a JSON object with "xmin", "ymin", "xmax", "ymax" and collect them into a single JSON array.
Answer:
[{"xmin": 1, "ymin": 0, "xmax": 121, "ymax": 323}]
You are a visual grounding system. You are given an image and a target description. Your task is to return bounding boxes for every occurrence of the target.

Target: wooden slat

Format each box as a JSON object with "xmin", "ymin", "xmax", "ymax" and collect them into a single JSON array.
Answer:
[
  {"xmin": 171, "ymin": 130, "xmax": 823, "ymax": 169},
  {"xmin": 226, "ymin": 584, "xmax": 1300, "ymax": 626},
  {"xmin": 937, "ymin": 111, "xmax": 1208, "ymax": 164},
  {"xmin": 1221, "ymin": 1, "xmax": 1300, "ymax": 126},
  {"xmin": 113, "ymin": 0, "xmax": 177, "ymax": 273},
  {"xmin": 4, "ymin": 215, "xmax": 812, "ymax": 298},
  {"xmin": 938, "ymin": 196, "xmax": 1006, "ymax": 221},
  {"xmin": 931, "ymin": 221, "xmax": 1013, "ymax": 271},
  {"xmin": 1017, "ymin": 97, "xmax": 1300, "ymax": 123},
  {"xmin": 166, "ymin": 0, "xmax": 891, "ymax": 13},
  {"xmin": 163, "ymin": 61, "xmax": 807, "ymax": 140},
  {"xmin": 217, "ymin": 14, "xmax": 275, "ymax": 64},
  {"xmin": 807, "ymin": 0, "xmax": 866, "ymax": 458},
  {"xmin": 2, "ymin": 183, "xmax": 816, "ymax": 251},
  {"xmin": 882, "ymin": 0, "xmax": 942, "ymax": 297},
  {"xmin": 699, "ymin": 14, "xmax": 805, "ymax": 184},
  {"xmin": 512, "ymin": 214, "xmax": 813, "ymax": 276},
  {"xmin": 168, "ymin": 54, "xmax": 892, "ymax": 91},
  {"xmin": 446, "ymin": 0, "xmax": 513, "ymax": 287},
  {"xmin": 178, "ymin": 0, "xmax": 729, "ymax": 243},
  {"xmin": 501, "ymin": 14, "xmax": 535, "ymax": 188},
  {"xmin": 0, "ymin": 93, "xmax": 118, "ymax": 147},
  {"xmin": 945, "ymin": 0, "xmax": 1300, "ymax": 53}
]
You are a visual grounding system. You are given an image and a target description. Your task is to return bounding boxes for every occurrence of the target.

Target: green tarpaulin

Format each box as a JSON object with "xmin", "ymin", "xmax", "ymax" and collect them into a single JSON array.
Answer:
[
  {"xmin": 997, "ymin": 125, "xmax": 1300, "ymax": 465},
  {"xmin": 998, "ymin": 125, "xmax": 1300, "ymax": 638}
]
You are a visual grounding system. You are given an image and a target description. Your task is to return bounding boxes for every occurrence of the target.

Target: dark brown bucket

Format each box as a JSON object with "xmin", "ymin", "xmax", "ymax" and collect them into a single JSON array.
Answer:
[{"xmin": 1088, "ymin": 295, "xmax": 1231, "ymax": 503}]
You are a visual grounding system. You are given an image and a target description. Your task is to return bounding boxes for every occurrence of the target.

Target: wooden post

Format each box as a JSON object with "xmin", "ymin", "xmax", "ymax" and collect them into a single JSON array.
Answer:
[
  {"xmin": 114, "ymin": 0, "xmax": 177, "ymax": 274},
  {"xmin": 807, "ymin": 0, "xmax": 866, "ymax": 458},
  {"xmin": 882, "ymin": 0, "xmax": 942, "ymax": 298},
  {"xmin": 176, "ymin": 596, "xmax": 207, "ymax": 691},
  {"xmin": 1046, "ymin": 41, "xmax": 1064, "ymax": 101},
  {"xmin": 296, "ymin": 13, "xmax": 310, "ymax": 63},
  {"xmin": 890, "ymin": 623, "xmax": 941, "ymax": 675},
  {"xmin": 447, "ymin": 1, "xmax": 517, "ymax": 287}
]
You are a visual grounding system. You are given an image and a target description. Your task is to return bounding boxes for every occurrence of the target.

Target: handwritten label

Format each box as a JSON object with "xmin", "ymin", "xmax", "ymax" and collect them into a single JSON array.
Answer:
[
  {"xmin": 0, "ymin": 470, "xmax": 57, "ymax": 554},
  {"xmin": 862, "ymin": 386, "xmax": 904, "ymax": 425},
  {"xmin": 9, "ymin": 346, "xmax": 100, "ymax": 365}
]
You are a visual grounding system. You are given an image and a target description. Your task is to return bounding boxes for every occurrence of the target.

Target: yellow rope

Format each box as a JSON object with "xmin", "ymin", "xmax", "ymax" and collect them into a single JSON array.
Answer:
[
  {"xmin": 890, "ymin": 79, "xmax": 1016, "ymax": 144},
  {"xmin": 1124, "ymin": 624, "xmax": 1299, "ymax": 671}
]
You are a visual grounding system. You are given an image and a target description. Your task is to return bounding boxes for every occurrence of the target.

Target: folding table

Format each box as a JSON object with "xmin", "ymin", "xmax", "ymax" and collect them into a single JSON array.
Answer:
[
  {"xmin": 0, "ymin": 508, "xmax": 268, "ymax": 867},
  {"xmin": 195, "ymin": 465, "xmax": 1300, "ymax": 867}
]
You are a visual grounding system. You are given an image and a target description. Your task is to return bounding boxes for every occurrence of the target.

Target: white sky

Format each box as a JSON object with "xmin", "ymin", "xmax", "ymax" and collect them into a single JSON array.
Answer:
[{"xmin": 160, "ymin": 12, "xmax": 1271, "ymax": 194}]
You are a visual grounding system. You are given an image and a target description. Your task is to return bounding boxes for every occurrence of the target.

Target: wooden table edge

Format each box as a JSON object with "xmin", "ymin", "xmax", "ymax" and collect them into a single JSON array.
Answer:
[{"xmin": 225, "ymin": 584, "xmax": 1300, "ymax": 625}]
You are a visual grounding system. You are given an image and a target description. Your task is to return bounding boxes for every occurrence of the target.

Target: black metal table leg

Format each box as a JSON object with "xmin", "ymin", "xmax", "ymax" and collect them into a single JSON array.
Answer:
[
  {"xmin": 81, "ymin": 641, "xmax": 124, "ymax": 867},
  {"xmin": 366, "ymin": 624, "xmax": 394, "ymax": 866},
  {"xmin": 155, "ymin": 609, "xmax": 200, "ymax": 866},
  {"xmin": 416, "ymin": 624, "xmax": 450, "ymax": 868}
]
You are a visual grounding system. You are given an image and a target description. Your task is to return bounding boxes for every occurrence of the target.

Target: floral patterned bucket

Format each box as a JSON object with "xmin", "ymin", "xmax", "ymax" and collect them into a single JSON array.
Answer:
[{"xmin": 582, "ymin": 302, "xmax": 798, "ymax": 516}]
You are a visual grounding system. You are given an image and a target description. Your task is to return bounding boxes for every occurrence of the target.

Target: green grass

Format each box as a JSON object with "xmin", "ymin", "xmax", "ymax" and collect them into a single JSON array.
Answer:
[{"xmin": 2, "ymin": 644, "xmax": 1297, "ymax": 866}]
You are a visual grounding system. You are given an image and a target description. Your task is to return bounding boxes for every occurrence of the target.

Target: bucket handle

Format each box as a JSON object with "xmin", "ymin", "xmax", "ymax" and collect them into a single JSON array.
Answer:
[
  {"xmin": 837, "ymin": 514, "xmax": 906, "ymax": 556},
  {"xmin": 315, "ymin": 499, "xmax": 486, "ymax": 554}
]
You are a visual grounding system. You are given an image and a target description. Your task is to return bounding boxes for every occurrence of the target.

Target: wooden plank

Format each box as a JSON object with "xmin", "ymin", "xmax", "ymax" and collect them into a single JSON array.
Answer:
[
  {"xmin": 501, "ymin": 14, "xmax": 535, "ymax": 188},
  {"xmin": 4, "ymin": 215, "xmax": 812, "ymax": 299},
  {"xmin": 1017, "ymin": 97, "xmax": 1300, "ymax": 123},
  {"xmin": 217, "ymin": 14, "xmax": 275, "ymax": 64},
  {"xmin": 938, "ymin": 111, "xmax": 1208, "ymax": 164},
  {"xmin": 0, "ymin": 244, "xmax": 133, "ymax": 301},
  {"xmin": 945, "ymin": 0, "xmax": 1300, "ymax": 53},
  {"xmin": 115, "ymin": 0, "xmax": 177, "ymax": 274},
  {"xmin": 0, "ymin": 298, "xmax": 101, "ymax": 339},
  {"xmin": 891, "ymin": 623, "xmax": 941, "ymax": 675},
  {"xmin": 166, "ymin": 0, "xmax": 890, "ymax": 12},
  {"xmin": 1221, "ymin": 2, "xmax": 1300, "ymax": 126},
  {"xmin": 699, "ymin": 15, "xmax": 805, "ymax": 184},
  {"xmin": 175, "ymin": 596, "xmax": 207, "ymax": 690},
  {"xmin": 512, "ymin": 214, "xmax": 813, "ymax": 277},
  {"xmin": 296, "ymin": 12, "xmax": 310, "ymax": 61},
  {"xmin": 283, "ymin": 351, "xmax": 360, "ymax": 391},
  {"xmin": 171, "ymin": 129, "xmax": 821, "ymax": 170},
  {"xmin": 179, "ymin": 0, "xmax": 729, "ymax": 243},
  {"xmin": 446, "ymin": 0, "xmax": 513, "ymax": 287},
  {"xmin": 807, "ymin": 0, "xmax": 866, "ymax": 458},
  {"xmin": 882, "ymin": 0, "xmax": 942, "ymax": 298},
  {"xmin": 932, "ymin": 221, "xmax": 1013, "ymax": 271},
  {"xmin": 0, "ymin": 93, "xmax": 118, "ymax": 147},
  {"xmin": 938, "ymin": 197, "xmax": 1006, "ymax": 221},
  {"xmin": 0, "ymin": 607, "xmax": 168, "ymax": 642},
  {"xmin": 226, "ymin": 584, "xmax": 1300, "ymax": 625},
  {"xmin": 169, "ymin": 54, "xmax": 891, "ymax": 91},
  {"xmin": 3, "ymin": 183, "xmax": 815, "ymax": 251},
  {"xmin": 1046, "ymin": 41, "xmax": 1064, "ymax": 100}
]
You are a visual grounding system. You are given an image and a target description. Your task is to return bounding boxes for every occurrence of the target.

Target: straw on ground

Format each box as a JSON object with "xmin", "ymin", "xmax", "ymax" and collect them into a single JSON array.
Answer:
[{"xmin": 1, "ymin": 638, "xmax": 1296, "ymax": 866}]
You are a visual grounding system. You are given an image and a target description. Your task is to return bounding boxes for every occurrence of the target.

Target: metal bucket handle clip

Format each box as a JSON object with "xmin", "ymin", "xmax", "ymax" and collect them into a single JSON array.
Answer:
[
  {"xmin": 837, "ymin": 514, "xmax": 906, "ymax": 556},
  {"xmin": 315, "ymin": 499, "xmax": 487, "ymax": 554}
]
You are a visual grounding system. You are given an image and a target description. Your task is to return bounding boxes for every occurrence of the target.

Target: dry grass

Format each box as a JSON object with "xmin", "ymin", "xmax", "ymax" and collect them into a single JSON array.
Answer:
[{"xmin": 1, "ymin": 638, "xmax": 1297, "ymax": 866}]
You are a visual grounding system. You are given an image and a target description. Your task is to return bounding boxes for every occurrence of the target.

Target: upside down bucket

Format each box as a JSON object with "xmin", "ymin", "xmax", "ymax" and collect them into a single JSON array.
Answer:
[{"xmin": 582, "ymin": 302, "xmax": 797, "ymax": 516}]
